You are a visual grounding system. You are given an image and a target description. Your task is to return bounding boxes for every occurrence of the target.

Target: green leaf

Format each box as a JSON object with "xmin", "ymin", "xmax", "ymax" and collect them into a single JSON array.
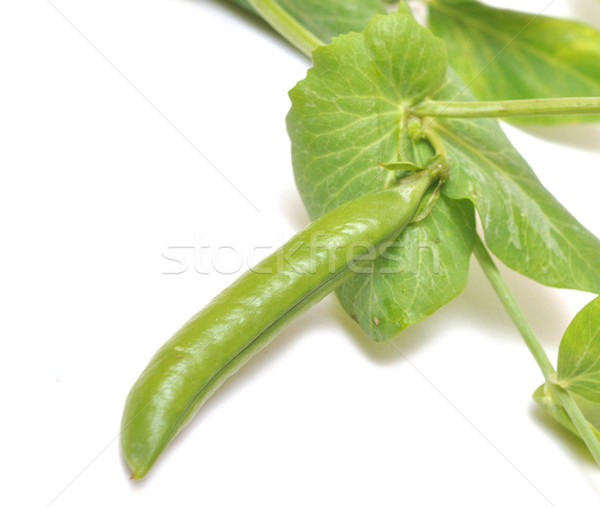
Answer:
[
  {"xmin": 287, "ymin": 13, "xmax": 477, "ymax": 340},
  {"xmin": 428, "ymin": 1, "xmax": 600, "ymax": 124},
  {"xmin": 287, "ymin": 12, "xmax": 448, "ymax": 218},
  {"xmin": 337, "ymin": 195, "xmax": 475, "ymax": 341},
  {"xmin": 533, "ymin": 384, "xmax": 600, "ymax": 441},
  {"xmin": 557, "ymin": 296, "xmax": 600, "ymax": 401},
  {"xmin": 288, "ymin": 10, "xmax": 600, "ymax": 339},
  {"xmin": 228, "ymin": 0, "xmax": 387, "ymax": 43},
  {"xmin": 433, "ymin": 72, "xmax": 600, "ymax": 294}
]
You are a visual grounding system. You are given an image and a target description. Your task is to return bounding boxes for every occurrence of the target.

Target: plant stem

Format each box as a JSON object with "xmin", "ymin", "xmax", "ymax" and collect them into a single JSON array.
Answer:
[
  {"xmin": 247, "ymin": 0, "xmax": 324, "ymax": 57},
  {"xmin": 411, "ymin": 97, "xmax": 600, "ymax": 118},
  {"xmin": 473, "ymin": 234, "xmax": 600, "ymax": 466},
  {"xmin": 473, "ymin": 235, "xmax": 555, "ymax": 379},
  {"xmin": 551, "ymin": 386, "xmax": 600, "ymax": 466}
]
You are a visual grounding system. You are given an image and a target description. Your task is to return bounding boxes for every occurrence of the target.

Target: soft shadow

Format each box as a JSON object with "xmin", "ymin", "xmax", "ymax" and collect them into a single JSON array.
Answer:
[
  {"xmin": 182, "ymin": 0, "xmax": 311, "ymax": 60},
  {"xmin": 328, "ymin": 298, "xmax": 405, "ymax": 364},
  {"xmin": 278, "ymin": 187, "xmax": 310, "ymax": 230},
  {"xmin": 328, "ymin": 281, "xmax": 471, "ymax": 364},
  {"xmin": 449, "ymin": 258, "xmax": 568, "ymax": 349},
  {"xmin": 567, "ymin": 0, "xmax": 600, "ymax": 30},
  {"xmin": 446, "ymin": 260, "xmax": 515, "ymax": 333},
  {"xmin": 184, "ymin": 0, "xmax": 270, "ymax": 34},
  {"xmin": 529, "ymin": 403, "xmax": 597, "ymax": 467},
  {"xmin": 516, "ymin": 123, "xmax": 600, "ymax": 153}
]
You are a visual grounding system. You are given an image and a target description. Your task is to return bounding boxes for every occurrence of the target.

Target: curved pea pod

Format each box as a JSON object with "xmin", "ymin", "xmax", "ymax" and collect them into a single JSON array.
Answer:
[{"xmin": 121, "ymin": 167, "xmax": 442, "ymax": 478}]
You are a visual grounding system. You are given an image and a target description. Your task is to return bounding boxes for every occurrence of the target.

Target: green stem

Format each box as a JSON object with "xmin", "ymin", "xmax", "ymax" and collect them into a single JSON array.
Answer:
[
  {"xmin": 473, "ymin": 234, "xmax": 600, "ymax": 467},
  {"xmin": 411, "ymin": 97, "xmax": 600, "ymax": 118},
  {"xmin": 551, "ymin": 386, "xmax": 600, "ymax": 466},
  {"xmin": 473, "ymin": 235, "xmax": 555, "ymax": 379},
  {"xmin": 247, "ymin": 0, "xmax": 324, "ymax": 57}
]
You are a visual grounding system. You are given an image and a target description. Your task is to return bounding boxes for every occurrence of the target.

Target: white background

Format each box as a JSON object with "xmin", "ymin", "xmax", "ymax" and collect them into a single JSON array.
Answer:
[{"xmin": 2, "ymin": 0, "xmax": 600, "ymax": 505}]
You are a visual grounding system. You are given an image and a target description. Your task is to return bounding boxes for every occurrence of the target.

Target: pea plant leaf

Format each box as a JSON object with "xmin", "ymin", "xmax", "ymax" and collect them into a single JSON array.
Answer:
[
  {"xmin": 228, "ymin": 0, "xmax": 387, "ymax": 43},
  {"xmin": 533, "ymin": 298, "xmax": 600, "ymax": 445},
  {"xmin": 428, "ymin": 0, "xmax": 600, "ymax": 124},
  {"xmin": 337, "ymin": 125, "xmax": 475, "ymax": 341},
  {"xmin": 337, "ymin": 195, "xmax": 475, "ymax": 341},
  {"xmin": 557, "ymin": 296, "xmax": 600, "ymax": 401},
  {"xmin": 287, "ymin": 12, "xmax": 478, "ymax": 340},
  {"xmin": 433, "ymin": 72, "xmax": 600, "ymax": 294},
  {"xmin": 287, "ymin": 12, "xmax": 448, "ymax": 218}
]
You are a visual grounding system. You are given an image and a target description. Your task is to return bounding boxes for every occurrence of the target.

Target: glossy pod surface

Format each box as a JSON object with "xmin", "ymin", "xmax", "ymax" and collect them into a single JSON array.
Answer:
[{"xmin": 121, "ymin": 169, "xmax": 439, "ymax": 478}]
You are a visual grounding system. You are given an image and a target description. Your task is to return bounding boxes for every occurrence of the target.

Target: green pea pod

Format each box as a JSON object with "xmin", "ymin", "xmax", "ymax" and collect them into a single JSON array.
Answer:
[{"xmin": 121, "ymin": 167, "xmax": 442, "ymax": 478}]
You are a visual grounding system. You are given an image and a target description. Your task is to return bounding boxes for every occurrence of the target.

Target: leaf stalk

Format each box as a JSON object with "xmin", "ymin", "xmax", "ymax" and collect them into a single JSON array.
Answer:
[
  {"xmin": 473, "ymin": 235, "xmax": 555, "ymax": 379},
  {"xmin": 473, "ymin": 234, "xmax": 600, "ymax": 467},
  {"xmin": 247, "ymin": 0, "xmax": 323, "ymax": 56},
  {"xmin": 411, "ymin": 97, "xmax": 600, "ymax": 118},
  {"xmin": 551, "ymin": 385, "xmax": 600, "ymax": 465}
]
